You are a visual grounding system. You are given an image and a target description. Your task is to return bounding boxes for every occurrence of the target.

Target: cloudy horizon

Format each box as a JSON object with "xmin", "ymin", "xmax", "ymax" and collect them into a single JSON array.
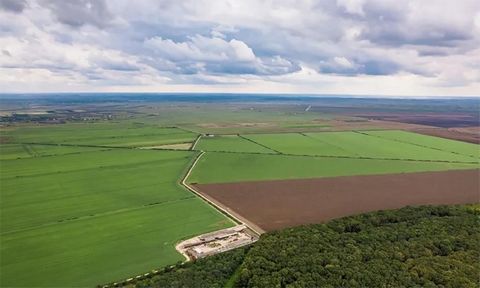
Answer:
[{"xmin": 1, "ymin": 0, "xmax": 479, "ymax": 97}]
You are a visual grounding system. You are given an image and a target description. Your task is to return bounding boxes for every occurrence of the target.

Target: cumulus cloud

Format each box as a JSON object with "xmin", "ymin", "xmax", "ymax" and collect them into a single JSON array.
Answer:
[{"xmin": 0, "ymin": 0, "xmax": 479, "ymax": 96}]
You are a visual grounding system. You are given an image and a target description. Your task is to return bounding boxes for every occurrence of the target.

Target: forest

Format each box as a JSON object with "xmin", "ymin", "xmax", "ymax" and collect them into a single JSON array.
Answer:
[{"xmin": 114, "ymin": 205, "xmax": 479, "ymax": 288}]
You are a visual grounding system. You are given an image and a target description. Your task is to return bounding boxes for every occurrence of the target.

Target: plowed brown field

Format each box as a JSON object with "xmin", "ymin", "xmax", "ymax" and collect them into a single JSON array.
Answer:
[
  {"xmin": 194, "ymin": 169, "xmax": 479, "ymax": 231},
  {"xmin": 411, "ymin": 127, "xmax": 480, "ymax": 144}
]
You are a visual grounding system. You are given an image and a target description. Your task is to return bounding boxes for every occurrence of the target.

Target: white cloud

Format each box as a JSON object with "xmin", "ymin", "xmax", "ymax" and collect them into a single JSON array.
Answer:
[{"xmin": 0, "ymin": 0, "xmax": 479, "ymax": 96}]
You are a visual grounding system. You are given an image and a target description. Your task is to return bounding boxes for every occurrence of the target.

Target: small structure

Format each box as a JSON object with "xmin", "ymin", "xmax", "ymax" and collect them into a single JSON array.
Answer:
[{"xmin": 176, "ymin": 225, "xmax": 258, "ymax": 260}]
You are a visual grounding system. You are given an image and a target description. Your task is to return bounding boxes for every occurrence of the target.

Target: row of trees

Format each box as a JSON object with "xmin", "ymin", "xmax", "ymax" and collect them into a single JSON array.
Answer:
[{"xmin": 127, "ymin": 245, "xmax": 249, "ymax": 288}]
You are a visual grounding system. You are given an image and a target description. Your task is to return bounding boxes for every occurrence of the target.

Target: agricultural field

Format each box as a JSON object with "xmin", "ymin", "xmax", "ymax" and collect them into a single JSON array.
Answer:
[
  {"xmin": 1, "ymin": 96, "xmax": 479, "ymax": 287},
  {"xmin": 363, "ymin": 130, "xmax": 479, "ymax": 158},
  {"xmin": 0, "ymin": 143, "xmax": 108, "ymax": 160},
  {"xmin": 187, "ymin": 152, "xmax": 478, "ymax": 184},
  {"xmin": 188, "ymin": 130, "xmax": 478, "ymax": 184},
  {"xmin": 194, "ymin": 169, "xmax": 479, "ymax": 231},
  {"xmin": 0, "ymin": 130, "xmax": 233, "ymax": 287},
  {"xmin": 1, "ymin": 122, "xmax": 197, "ymax": 148},
  {"xmin": 195, "ymin": 135, "xmax": 276, "ymax": 154},
  {"xmin": 242, "ymin": 131, "xmax": 478, "ymax": 162}
]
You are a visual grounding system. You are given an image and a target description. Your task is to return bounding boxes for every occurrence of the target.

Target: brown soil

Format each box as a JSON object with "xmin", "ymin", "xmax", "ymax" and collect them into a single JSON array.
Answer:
[
  {"xmin": 410, "ymin": 127, "xmax": 480, "ymax": 144},
  {"xmin": 194, "ymin": 169, "xmax": 480, "ymax": 232},
  {"xmin": 355, "ymin": 113, "xmax": 479, "ymax": 128}
]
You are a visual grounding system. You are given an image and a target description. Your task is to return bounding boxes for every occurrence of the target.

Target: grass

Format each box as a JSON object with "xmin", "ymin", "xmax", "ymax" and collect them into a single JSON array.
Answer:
[
  {"xmin": 187, "ymin": 152, "xmax": 478, "ymax": 184},
  {"xmin": 241, "ymin": 131, "xmax": 478, "ymax": 162},
  {"xmin": 363, "ymin": 130, "xmax": 479, "ymax": 159},
  {"xmin": 0, "ymin": 148, "xmax": 233, "ymax": 287},
  {"xmin": 2, "ymin": 122, "xmax": 198, "ymax": 148},
  {"xmin": 0, "ymin": 143, "xmax": 107, "ymax": 160},
  {"xmin": 195, "ymin": 135, "xmax": 276, "ymax": 153},
  {"xmin": 304, "ymin": 131, "xmax": 477, "ymax": 162},
  {"xmin": 243, "ymin": 133, "xmax": 352, "ymax": 157},
  {"xmin": 1, "ymin": 198, "xmax": 231, "ymax": 287}
]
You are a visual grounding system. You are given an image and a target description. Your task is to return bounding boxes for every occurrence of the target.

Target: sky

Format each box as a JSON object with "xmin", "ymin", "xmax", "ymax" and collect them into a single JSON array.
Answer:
[{"xmin": 1, "ymin": 0, "xmax": 479, "ymax": 96}]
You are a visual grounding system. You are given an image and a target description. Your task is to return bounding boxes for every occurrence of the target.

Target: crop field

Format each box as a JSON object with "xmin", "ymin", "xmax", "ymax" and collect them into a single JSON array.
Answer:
[
  {"xmin": 244, "ymin": 131, "xmax": 478, "ymax": 162},
  {"xmin": 1, "ymin": 99, "xmax": 479, "ymax": 288},
  {"xmin": 187, "ymin": 152, "xmax": 478, "ymax": 184},
  {"xmin": 195, "ymin": 135, "xmax": 276, "ymax": 154},
  {"xmin": 194, "ymin": 169, "xmax": 479, "ymax": 231},
  {"xmin": 0, "ymin": 147, "xmax": 233, "ymax": 286},
  {"xmin": 362, "ymin": 130, "xmax": 479, "ymax": 158},
  {"xmin": 1, "ymin": 123, "xmax": 197, "ymax": 148},
  {"xmin": 0, "ymin": 143, "xmax": 108, "ymax": 160}
]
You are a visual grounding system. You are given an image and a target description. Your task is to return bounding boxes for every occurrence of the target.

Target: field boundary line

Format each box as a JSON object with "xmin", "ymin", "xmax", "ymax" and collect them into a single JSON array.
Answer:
[
  {"xmin": 194, "ymin": 150, "xmax": 478, "ymax": 164},
  {"xmin": 181, "ymin": 151, "xmax": 265, "ymax": 235},
  {"xmin": 355, "ymin": 131, "xmax": 479, "ymax": 160},
  {"xmin": 299, "ymin": 132, "xmax": 360, "ymax": 157},
  {"xmin": 191, "ymin": 135, "xmax": 202, "ymax": 150},
  {"xmin": 237, "ymin": 134, "xmax": 282, "ymax": 154}
]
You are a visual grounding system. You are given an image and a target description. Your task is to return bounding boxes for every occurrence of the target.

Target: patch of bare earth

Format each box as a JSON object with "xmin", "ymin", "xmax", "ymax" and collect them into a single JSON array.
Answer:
[
  {"xmin": 194, "ymin": 169, "xmax": 479, "ymax": 232},
  {"xmin": 410, "ymin": 127, "xmax": 480, "ymax": 144},
  {"xmin": 141, "ymin": 143, "xmax": 193, "ymax": 150}
]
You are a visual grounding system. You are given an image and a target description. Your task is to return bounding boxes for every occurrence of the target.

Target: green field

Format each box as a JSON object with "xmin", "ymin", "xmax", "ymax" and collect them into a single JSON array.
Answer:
[
  {"xmin": 195, "ymin": 135, "xmax": 276, "ymax": 154},
  {"xmin": 363, "ymin": 130, "xmax": 480, "ymax": 158},
  {"xmin": 242, "ymin": 131, "xmax": 478, "ymax": 162},
  {"xmin": 1, "ymin": 123, "xmax": 197, "ymax": 148},
  {"xmin": 188, "ymin": 130, "xmax": 479, "ymax": 184},
  {"xmin": 188, "ymin": 152, "xmax": 478, "ymax": 184},
  {"xmin": 243, "ymin": 133, "xmax": 352, "ymax": 157},
  {"xmin": 1, "ymin": 122, "xmax": 479, "ymax": 287},
  {"xmin": 0, "ymin": 143, "xmax": 108, "ymax": 160},
  {"xmin": 0, "ymin": 147, "xmax": 233, "ymax": 287}
]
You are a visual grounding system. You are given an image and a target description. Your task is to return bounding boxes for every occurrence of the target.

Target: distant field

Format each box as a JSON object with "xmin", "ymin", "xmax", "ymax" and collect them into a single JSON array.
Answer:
[
  {"xmin": 363, "ymin": 130, "xmax": 479, "ymax": 158},
  {"xmin": 0, "ymin": 143, "xmax": 108, "ymax": 160},
  {"xmin": 310, "ymin": 131, "xmax": 478, "ymax": 162},
  {"xmin": 242, "ymin": 131, "xmax": 477, "ymax": 162},
  {"xmin": 0, "ymin": 148, "xmax": 233, "ymax": 287},
  {"xmin": 1, "ymin": 123, "xmax": 197, "ymax": 147},
  {"xmin": 195, "ymin": 135, "xmax": 276, "ymax": 154},
  {"xmin": 243, "ymin": 133, "xmax": 352, "ymax": 157},
  {"xmin": 187, "ymin": 152, "xmax": 478, "ymax": 184}
]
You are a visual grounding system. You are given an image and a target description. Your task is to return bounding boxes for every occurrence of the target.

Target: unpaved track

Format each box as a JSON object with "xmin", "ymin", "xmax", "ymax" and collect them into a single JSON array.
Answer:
[
  {"xmin": 182, "ymin": 151, "xmax": 265, "ymax": 235},
  {"xmin": 194, "ymin": 169, "xmax": 480, "ymax": 231}
]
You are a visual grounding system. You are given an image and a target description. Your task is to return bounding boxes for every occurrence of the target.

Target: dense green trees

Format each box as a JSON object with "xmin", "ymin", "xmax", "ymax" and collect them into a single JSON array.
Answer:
[
  {"xmin": 236, "ymin": 205, "xmax": 479, "ymax": 288},
  {"xmin": 129, "ymin": 246, "xmax": 249, "ymax": 288},
  {"xmin": 118, "ymin": 205, "xmax": 479, "ymax": 288}
]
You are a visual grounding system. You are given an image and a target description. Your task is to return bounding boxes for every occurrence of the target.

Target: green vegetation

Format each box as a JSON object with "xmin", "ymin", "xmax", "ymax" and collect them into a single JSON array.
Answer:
[
  {"xmin": 115, "ymin": 205, "xmax": 480, "ymax": 288},
  {"xmin": 1, "ymin": 148, "xmax": 233, "ymax": 287},
  {"xmin": 304, "ymin": 131, "xmax": 477, "ymax": 162},
  {"xmin": 364, "ymin": 130, "xmax": 480, "ymax": 159},
  {"xmin": 118, "ymin": 246, "xmax": 250, "ymax": 288},
  {"xmin": 2, "ymin": 123, "xmax": 197, "ymax": 147},
  {"xmin": 2, "ymin": 198, "xmax": 231, "ymax": 287},
  {"xmin": 243, "ymin": 133, "xmax": 352, "ymax": 157},
  {"xmin": 0, "ymin": 143, "xmax": 107, "ymax": 160},
  {"xmin": 235, "ymin": 205, "xmax": 480, "ymax": 287},
  {"xmin": 195, "ymin": 135, "xmax": 276, "ymax": 154},
  {"xmin": 188, "ymin": 152, "xmax": 478, "ymax": 184}
]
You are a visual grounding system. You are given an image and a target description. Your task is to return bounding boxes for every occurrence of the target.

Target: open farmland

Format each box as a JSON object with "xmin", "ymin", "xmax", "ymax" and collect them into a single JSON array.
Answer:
[
  {"xmin": 195, "ymin": 135, "xmax": 276, "ymax": 153},
  {"xmin": 194, "ymin": 169, "xmax": 479, "ymax": 231},
  {"xmin": 0, "ymin": 130, "xmax": 233, "ymax": 286},
  {"xmin": 0, "ymin": 143, "xmax": 108, "ymax": 160},
  {"xmin": 241, "ymin": 131, "xmax": 479, "ymax": 162},
  {"xmin": 362, "ymin": 130, "xmax": 479, "ymax": 158},
  {"xmin": 187, "ymin": 152, "xmax": 478, "ymax": 184},
  {"xmin": 1, "ymin": 122, "xmax": 197, "ymax": 148}
]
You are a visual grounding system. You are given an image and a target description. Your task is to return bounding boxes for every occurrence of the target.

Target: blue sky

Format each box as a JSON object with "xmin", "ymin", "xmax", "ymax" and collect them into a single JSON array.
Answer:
[{"xmin": 1, "ymin": 0, "xmax": 479, "ymax": 96}]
